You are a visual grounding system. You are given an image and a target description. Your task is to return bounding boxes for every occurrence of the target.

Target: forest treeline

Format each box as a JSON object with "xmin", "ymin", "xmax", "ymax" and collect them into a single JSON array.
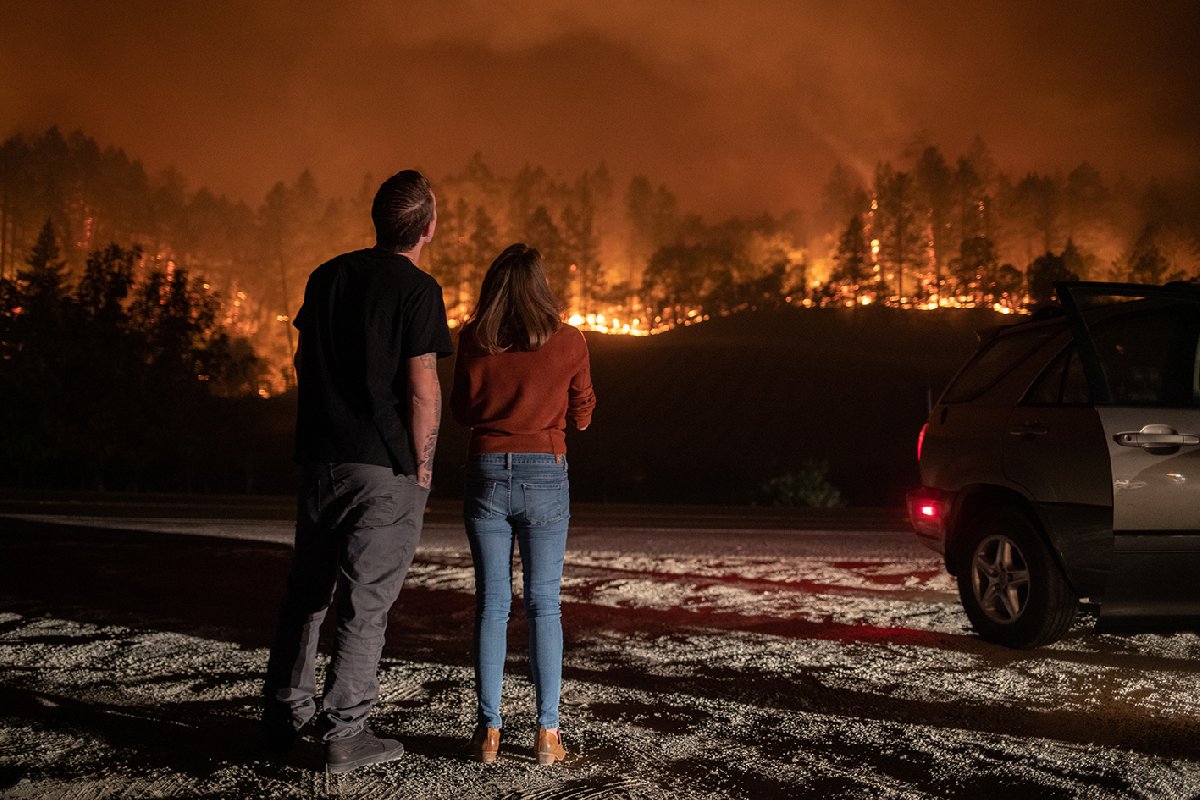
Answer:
[
  {"xmin": 2, "ymin": 127, "xmax": 1199, "ymax": 390},
  {"xmin": 0, "ymin": 221, "xmax": 281, "ymax": 490},
  {"xmin": 3, "ymin": 124, "xmax": 1198, "ymax": 495},
  {"xmin": 822, "ymin": 137, "xmax": 1200, "ymax": 310}
]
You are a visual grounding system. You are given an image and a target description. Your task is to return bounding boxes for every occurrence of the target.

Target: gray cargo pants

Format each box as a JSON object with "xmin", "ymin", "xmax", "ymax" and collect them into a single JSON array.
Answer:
[{"xmin": 264, "ymin": 462, "xmax": 427, "ymax": 741}]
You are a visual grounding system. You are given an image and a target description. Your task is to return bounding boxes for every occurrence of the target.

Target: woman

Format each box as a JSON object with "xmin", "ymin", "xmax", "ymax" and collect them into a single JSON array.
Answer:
[{"xmin": 451, "ymin": 243, "xmax": 596, "ymax": 765}]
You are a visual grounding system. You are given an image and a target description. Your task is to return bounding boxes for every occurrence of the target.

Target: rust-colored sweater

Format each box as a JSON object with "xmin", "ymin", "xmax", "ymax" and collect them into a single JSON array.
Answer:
[{"xmin": 451, "ymin": 324, "xmax": 596, "ymax": 455}]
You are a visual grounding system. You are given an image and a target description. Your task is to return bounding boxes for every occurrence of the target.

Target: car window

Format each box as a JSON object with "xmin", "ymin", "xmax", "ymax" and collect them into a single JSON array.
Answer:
[
  {"xmin": 1084, "ymin": 299, "xmax": 1200, "ymax": 407},
  {"xmin": 1023, "ymin": 344, "xmax": 1091, "ymax": 406},
  {"xmin": 1062, "ymin": 347, "xmax": 1091, "ymax": 404},
  {"xmin": 942, "ymin": 324, "xmax": 1060, "ymax": 404}
]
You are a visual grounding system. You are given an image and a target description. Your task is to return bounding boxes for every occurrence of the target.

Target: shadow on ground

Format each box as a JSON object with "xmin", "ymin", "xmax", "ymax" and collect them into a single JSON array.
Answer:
[{"xmin": 3, "ymin": 518, "xmax": 1200, "ymax": 774}]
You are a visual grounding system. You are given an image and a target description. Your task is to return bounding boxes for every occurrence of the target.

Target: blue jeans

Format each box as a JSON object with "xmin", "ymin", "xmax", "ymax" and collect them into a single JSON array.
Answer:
[{"xmin": 464, "ymin": 453, "xmax": 570, "ymax": 730}]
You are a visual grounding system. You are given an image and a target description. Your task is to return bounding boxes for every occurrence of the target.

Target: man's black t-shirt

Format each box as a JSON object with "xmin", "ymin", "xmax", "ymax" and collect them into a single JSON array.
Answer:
[{"xmin": 293, "ymin": 248, "xmax": 453, "ymax": 474}]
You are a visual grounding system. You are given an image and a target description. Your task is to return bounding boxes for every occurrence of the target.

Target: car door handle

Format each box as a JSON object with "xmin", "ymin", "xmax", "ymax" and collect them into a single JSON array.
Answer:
[
  {"xmin": 1008, "ymin": 424, "xmax": 1048, "ymax": 438},
  {"xmin": 1114, "ymin": 431, "xmax": 1200, "ymax": 448}
]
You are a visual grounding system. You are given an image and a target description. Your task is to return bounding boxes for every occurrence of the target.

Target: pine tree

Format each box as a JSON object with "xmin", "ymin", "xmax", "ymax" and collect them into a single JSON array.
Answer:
[
  {"xmin": 526, "ymin": 206, "xmax": 568, "ymax": 296},
  {"xmin": 562, "ymin": 201, "xmax": 599, "ymax": 310},
  {"xmin": 953, "ymin": 235, "xmax": 999, "ymax": 303},
  {"xmin": 1027, "ymin": 250, "xmax": 1077, "ymax": 307},
  {"xmin": 873, "ymin": 164, "xmax": 921, "ymax": 300},
  {"xmin": 470, "ymin": 205, "xmax": 498, "ymax": 286},
  {"xmin": 78, "ymin": 243, "xmax": 138, "ymax": 323},
  {"xmin": 18, "ymin": 219, "xmax": 69, "ymax": 324},
  {"xmin": 832, "ymin": 215, "xmax": 869, "ymax": 301},
  {"xmin": 1124, "ymin": 224, "xmax": 1172, "ymax": 284},
  {"xmin": 915, "ymin": 147, "xmax": 953, "ymax": 303}
]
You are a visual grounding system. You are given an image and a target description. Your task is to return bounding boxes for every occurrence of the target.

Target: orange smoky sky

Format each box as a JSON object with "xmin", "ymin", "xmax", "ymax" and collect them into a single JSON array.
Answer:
[{"xmin": 2, "ymin": 0, "xmax": 1197, "ymax": 218}]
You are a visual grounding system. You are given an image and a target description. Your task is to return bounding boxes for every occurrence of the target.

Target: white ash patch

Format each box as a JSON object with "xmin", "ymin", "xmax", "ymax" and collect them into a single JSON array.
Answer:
[
  {"xmin": 3, "ymin": 611, "xmax": 1199, "ymax": 799},
  {"xmin": 575, "ymin": 625, "xmax": 1200, "ymax": 723},
  {"xmin": 4, "ymin": 523, "xmax": 1200, "ymax": 799},
  {"xmin": 405, "ymin": 558, "xmax": 476, "ymax": 593},
  {"xmin": 576, "ymin": 572, "xmax": 971, "ymax": 632},
  {"xmin": 1049, "ymin": 628, "xmax": 1200, "ymax": 662},
  {"xmin": 565, "ymin": 552, "xmax": 954, "ymax": 594}
]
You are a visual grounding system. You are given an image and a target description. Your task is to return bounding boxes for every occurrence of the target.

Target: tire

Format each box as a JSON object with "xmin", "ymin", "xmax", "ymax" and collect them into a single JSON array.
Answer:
[{"xmin": 954, "ymin": 507, "xmax": 1077, "ymax": 648}]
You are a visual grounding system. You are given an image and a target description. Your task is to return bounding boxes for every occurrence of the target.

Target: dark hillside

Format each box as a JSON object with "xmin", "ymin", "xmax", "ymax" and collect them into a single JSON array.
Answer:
[
  {"xmin": 110, "ymin": 308, "xmax": 1003, "ymax": 502},
  {"xmin": 437, "ymin": 307, "xmax": 1007, "ymax": 507}
]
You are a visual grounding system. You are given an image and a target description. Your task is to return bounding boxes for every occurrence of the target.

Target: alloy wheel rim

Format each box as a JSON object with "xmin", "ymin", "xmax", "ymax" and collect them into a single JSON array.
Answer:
[{"xmin": 971, "ymin": 534, "xmax": 1031, "ymax": 624}]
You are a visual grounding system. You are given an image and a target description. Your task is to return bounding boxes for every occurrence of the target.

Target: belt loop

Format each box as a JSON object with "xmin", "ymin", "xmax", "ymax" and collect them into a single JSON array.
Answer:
[{"xmin": 505, "ymin": 452, "xmax": 512, "ymax": 470}]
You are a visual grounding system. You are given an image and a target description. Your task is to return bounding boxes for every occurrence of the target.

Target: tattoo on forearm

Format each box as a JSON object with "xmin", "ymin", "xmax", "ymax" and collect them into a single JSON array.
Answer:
[
  {"xmin": 420, "ymin": 407, "xmax": 440, "ymax": 466},
  {"xmin": 420, "ymin": 427, "xmax": 439, "ymax": 466},
  {"xmin": 416, "ymin": 386, "xmax": 441, "ymax": 487}
]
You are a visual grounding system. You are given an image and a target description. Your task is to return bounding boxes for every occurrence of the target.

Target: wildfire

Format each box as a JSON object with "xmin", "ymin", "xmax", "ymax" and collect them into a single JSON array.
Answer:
[
  {"xmin": 566, "ymin": 312, "xmax": 652, "ymax": 336},
  {"xmin": 545, "ymin": 291, "xmax": 1027, "ymax": 337}
]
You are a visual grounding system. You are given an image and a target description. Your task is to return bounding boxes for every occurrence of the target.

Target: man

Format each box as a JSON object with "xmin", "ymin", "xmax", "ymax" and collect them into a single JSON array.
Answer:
[{"xmin": 262, "ymin": 170, "xmax": 452, "ymax": 775}]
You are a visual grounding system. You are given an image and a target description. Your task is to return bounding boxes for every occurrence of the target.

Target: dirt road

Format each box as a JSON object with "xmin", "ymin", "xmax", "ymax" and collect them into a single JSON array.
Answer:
[{"xmin": 1, "ymin": 504, "xmax": 1198, "ymax": 799}]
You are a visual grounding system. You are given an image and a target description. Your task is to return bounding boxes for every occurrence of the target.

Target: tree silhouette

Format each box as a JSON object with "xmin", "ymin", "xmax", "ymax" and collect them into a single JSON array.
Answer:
[
  {"xmin": 1014, "ymin": 173, "xmax": 1062, "ymax": 255},
  {"xmin": 1064, "ymin": 162, "xmax": 1108, "ymax": 241},
  {"xmin": 832, "ymin": 215, "xmax": 869, "ymax": 301},
  {"xmin": 78, "ymin": 242, "xmax": 137, "ymax": 323},
  {"xmin": 990, "ymin": 263, "xmax": 1023, "ymax": 307},
  {"xmin": 430, "ymin": 196, "xmax": 475, "ymax": 309},
  {"xmin": 9, "ymin": 228, "xmax": 262, "ymax": 488},
  {"xmin": 873, "ymin": 163, "xmax": 921, "ymax": 300},
  {"xmin": 470, "ymin": 205, "xmax": 498, "ymax": 285},
  {"xmin": 4, "ymin": 221, "xmax": 73, "ymax": 483},
  {"xmin": 1123, "ymin": 224, "xmax": 1173, "ymax": 284},
  {"xmin": 68, "ymin": 244, "xmax": 143, "ymax": 486},
  {"xmin": 526, "ymin": 205, "xmax": 568, "ymax": 297},
  {"xmin": 820, "ymin": 163, "xmax": 868, "ymax": 232},
  {"xmin": 562, "ymin": 200, "xmax": 599, "ymax": 310},
  {"xmin": 915, "ymin": 146, "xmax": 954, "ymax": 303},
  {"xmin": 626, "ymin": 176, "xmax": 678, "ymax": 287},
  {"xmin": 1027, "ymin": 250, "xmax": 1077, "ymax": 308},
  {"xmin": 1061, "ymin": 238, "xmax": 1093, "ymax": 282},
  {"xmin": 258, "ymin": 171, "xmax": 325, "ymax": 386},
  {"xmin": 952, "ymin": 235, "xmax": 999, "ymax": 303},
  {"xmin": 953, "ymin": 157, "xmax": 983, "ymax": 245},
  {"xmin": 18, "ymin": 220, "xmax": 69, "ymax": 325},
  {"xmin": 3, "ymin": 124, "xmax": 1200, "ymax": 351},
  {"xmin": 509, "ymin": 164, "xmax": 552, "ymax": 243},
  {"xmin": 642, "ymin": 243, "xmax": 724, "ymax": 321}
]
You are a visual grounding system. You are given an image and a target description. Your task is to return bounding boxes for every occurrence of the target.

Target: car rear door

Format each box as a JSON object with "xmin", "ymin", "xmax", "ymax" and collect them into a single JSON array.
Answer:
[
  {"xmin": 1058, "ymin": 282, "xmax": 1200, "ymax": 628},
  {"xmin": 1003, "ymin": 337, "xmax": 1113, "ymax": 599}
]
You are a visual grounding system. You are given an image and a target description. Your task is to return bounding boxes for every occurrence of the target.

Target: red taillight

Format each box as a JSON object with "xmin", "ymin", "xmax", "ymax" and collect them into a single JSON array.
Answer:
[
  {"xmin": 907, "ymin": 491, "xmax": 947, "ymax": 534},
  {"xmin": 917, "ymin": 423, "xmax": 928, "ymax": 461}
]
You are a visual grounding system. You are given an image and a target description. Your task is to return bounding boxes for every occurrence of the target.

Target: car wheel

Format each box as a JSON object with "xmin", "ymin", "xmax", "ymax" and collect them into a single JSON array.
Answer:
[{"xmin": 955, "ymin": 507, "xmax": 1077, "ymax": 648}]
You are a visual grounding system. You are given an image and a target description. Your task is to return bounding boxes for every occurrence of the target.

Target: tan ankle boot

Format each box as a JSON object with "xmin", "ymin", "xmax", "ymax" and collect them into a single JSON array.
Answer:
[
  {"xmin": 535, "ymin": 728, "xmax": 566, "ymax": 765},
  {"xmin": 470, "ymin": 726, "xmax": 500, "ymax": 764}
]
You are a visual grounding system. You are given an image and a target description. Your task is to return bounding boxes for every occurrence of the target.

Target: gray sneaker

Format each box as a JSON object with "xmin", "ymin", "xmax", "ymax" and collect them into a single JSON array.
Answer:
[{"xmin": 325, "ymin": 727, "xmax": 404, "ymax": 775}]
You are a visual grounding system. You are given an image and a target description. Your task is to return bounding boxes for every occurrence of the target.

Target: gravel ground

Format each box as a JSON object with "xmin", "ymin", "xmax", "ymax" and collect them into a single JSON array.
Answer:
[{"xmin": 1, "ymin": 511, "xmax": 1199, "ymax": 799}]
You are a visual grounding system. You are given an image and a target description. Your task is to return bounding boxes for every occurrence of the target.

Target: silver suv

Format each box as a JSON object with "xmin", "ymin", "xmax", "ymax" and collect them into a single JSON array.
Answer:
[{"xmin": 908, "ymin": 282, "xmax": 1200, "ymax": 648}]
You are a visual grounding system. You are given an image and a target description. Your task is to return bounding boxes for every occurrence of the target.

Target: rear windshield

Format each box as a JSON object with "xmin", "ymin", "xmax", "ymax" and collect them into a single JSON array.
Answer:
[{"xmin": 941, "ymin": 324, "xmax": 1059, "ymax": 404}]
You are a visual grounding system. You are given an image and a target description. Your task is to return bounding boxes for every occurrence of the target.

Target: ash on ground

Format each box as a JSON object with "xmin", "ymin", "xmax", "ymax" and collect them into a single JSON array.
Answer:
[{"xmin": 1, "ymin": 515, "xmax": 1199, "ymax": 799}]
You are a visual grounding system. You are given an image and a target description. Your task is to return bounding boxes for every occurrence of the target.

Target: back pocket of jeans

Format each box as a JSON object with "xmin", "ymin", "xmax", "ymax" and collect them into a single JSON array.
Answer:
[
  {"xmin": 352, "ymin": 489, "xmax": 401, "ymax": 528},
  {"xmin": 517, "ymin": 481, "xmax": 567, "ymax": 525},
  {"xmin": 466, "ymin": 479, "xmax": 504, "ymax": 520}
]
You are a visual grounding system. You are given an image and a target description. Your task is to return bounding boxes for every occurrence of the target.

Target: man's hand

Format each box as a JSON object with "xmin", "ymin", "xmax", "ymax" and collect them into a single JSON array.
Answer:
[{"xmin": 407, "ymin": 352, "xmax": 442, "ymax": 490}]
